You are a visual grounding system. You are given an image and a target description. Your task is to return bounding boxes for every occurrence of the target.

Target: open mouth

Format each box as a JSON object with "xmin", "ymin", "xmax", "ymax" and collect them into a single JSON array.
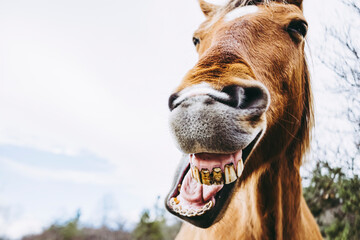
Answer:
[{"xmin": 166, "ymin": 131, "xmax": 261, "ymax": 228}]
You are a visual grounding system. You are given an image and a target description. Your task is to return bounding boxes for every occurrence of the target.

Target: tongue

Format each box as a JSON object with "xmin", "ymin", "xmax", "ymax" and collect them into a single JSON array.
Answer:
[{"xmin": 177, "ymin": 170, "xmax": 223, "ymax": 209}]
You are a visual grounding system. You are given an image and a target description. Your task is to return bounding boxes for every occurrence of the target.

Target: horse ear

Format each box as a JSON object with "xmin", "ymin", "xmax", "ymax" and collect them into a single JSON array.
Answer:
[
  {"xmin": 286, "ymin": 0, "xmax": 303, "ymax": 10},
  {"xmin": 198, "ymin": 0, "xmax": 221, "ymax": 17}
]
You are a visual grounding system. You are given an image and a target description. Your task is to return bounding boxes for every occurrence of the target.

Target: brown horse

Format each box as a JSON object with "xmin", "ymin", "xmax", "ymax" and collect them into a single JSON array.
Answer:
[{"xmin": 165, "ymin": 0, "xmax": 322, "ymax": 239}]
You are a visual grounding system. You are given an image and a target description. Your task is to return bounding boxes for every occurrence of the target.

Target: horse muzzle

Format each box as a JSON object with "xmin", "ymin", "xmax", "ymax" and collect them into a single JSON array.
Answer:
[
  {"xmin": 169, "ymin": 81, "xmax": 270, "ymax": 154},
  {"xmin": 166, "ymin": 80, "xmax": 270, "ymax": 228}
]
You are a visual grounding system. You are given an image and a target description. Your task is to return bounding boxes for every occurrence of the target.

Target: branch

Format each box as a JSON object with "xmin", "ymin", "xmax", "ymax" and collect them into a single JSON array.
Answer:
[{"xmin": 341, "ymin": 0, "xmax": 360, "ymax": 16}]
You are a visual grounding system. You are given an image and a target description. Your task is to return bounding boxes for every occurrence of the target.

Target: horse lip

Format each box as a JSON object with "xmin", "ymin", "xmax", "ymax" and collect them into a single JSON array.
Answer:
[{"xmin": 165, "ymin": 130, "xmax": 263, "ymax": 228}]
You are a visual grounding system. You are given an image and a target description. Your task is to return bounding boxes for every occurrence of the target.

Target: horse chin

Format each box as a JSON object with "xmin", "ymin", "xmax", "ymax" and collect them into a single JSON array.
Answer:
[{"xmin": 165, "ymin": 131, "xmax": 262, "ymax": 228}]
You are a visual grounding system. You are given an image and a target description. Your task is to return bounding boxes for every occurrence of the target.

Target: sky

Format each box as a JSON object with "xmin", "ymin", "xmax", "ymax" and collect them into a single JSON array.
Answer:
[{"xmin": 0, "ymin": 0, "xmax": 357, "ymax": 238}]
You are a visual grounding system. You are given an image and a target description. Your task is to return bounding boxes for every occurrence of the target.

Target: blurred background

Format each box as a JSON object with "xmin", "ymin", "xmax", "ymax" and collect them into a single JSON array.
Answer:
[{"xmin": 0, "ymin": 0, "xmax": 358, "ymax": 239}]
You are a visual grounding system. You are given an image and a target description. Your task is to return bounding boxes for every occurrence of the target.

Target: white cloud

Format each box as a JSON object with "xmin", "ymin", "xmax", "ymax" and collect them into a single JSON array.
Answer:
[
  {"xmin": 0, "ymin": 217, "xmax": 44, "ymax": 239},
  {"xmin": 0, "ymin": 157, "xmax": 119, "ymax": 186}
]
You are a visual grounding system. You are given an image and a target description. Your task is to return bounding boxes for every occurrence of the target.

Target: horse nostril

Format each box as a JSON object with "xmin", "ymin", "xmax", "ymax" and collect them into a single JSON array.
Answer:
[
  {"xmin": 219, "ymin": 84, "xmax": 269, "ymax": 111},
  {"xmin": 168, "ymin": 93, "xmax": 179, "ymax": 110},
  {"xmin": 220, "ymin": 85, "xmax": 244, "ymax": 108},
  {"xmin": 240, "ymin": 86, "xmax": 268, "ymax": 110}
]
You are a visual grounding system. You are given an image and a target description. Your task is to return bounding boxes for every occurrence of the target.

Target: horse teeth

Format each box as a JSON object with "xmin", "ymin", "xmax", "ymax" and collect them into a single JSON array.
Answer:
[
  {"xmin": 201, "ymin": 169, "xmax": 211, "ymax": 185},
  {"xmin": 192, "ymin": 166, "xmax": 201, "ymax": 183},
  {"xmin": 224, "ymin": 164, "xmax": 237, "ymax": 184},
  {"xmin": 196, "ymin": 209, "xmax": 205, "ymax": 215},
  {"xmin": 173, "ymin": 205, "xmax": 180, "ymax": 212},
  {"xmin": 237, "ymin": 160, "xmax": 244, "ymax": 177},
  {"xmin": 187, "ymin": 209, "xmax": 196, "ymax": 216},
  {"xmin": 192, "ymin": 162, "xmax": 240, "ymax": 185},
  {"xmin": 180, "ymin": 208, "xmax": 188, "ymax": 215},
  {"xmin": 170, "ymin": 197, "xmax": 180, "ymax": 206},
  {"xmin": 204, "ymin": 201, "xmax": 213, "ymax": 210},
  {"xmin": 171, "ymin": 200, "xmax": 213, "ymax": 217},
  {"xmin": 212, "ymin": 167, "xmax": 224, "ymax": 185}
]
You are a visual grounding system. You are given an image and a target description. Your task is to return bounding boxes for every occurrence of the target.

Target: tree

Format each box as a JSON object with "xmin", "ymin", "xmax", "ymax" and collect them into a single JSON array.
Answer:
[
  {"xmin": 318, "ymin": 0, "xmax": 359, "ymax": 173},
  {"xmin": 303, "ymin": 1, "xmax": 360, "ymax": 239}
]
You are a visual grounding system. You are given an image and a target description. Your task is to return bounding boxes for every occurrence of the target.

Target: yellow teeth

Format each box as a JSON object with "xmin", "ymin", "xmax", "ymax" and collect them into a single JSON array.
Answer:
[
  {"xmin": 212, "ymin": 167, "xmax": 224, "ymax": 185},
  {"xmin": 224, "ymin": 163, "xmax": 237, "ymax": 184},
  {"xmin": 201, "ymin": 169, "xmax": 211, "ymax": 185},
  {"xmin": 192, "ymin": 166, "xmax": 201, "ymax": 183},
  {"xmin": 169, "ymin": 197, "xmax": 179, "ymax": 206},
  {"xmin": 237, "ymin": 160, "xmax": 244, "ymax": 177},
  {"xmin": 169, "ymin": 197, "xmax": 213, "ymax": 217},
  {"xmin": 190, "ymin": 160, "xmax": 244, "ymax": 185}
]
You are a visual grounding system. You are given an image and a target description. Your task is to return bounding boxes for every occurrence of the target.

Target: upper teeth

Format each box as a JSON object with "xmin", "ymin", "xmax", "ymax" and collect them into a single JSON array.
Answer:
[
  {"xmin": 224, "ymin": 163, "xmax": 237, "ymax": 184},
  {"xmin": 201, "ymin": 169, "xmax": 211, "ymax": 185},
  {"xmin": 191, "ymin": 166, "xmax": 201, "ymax": 183},
  {"xmin": 212, "ymin": 167, "xmax": 224, "ymax": 185},
  {"xmin": 190, "ymin": 160, "xmax": 244, "ymax": 185},
  {"xmin": 237, "ymin": 160, "xmax": 244, "ymax": 177}
]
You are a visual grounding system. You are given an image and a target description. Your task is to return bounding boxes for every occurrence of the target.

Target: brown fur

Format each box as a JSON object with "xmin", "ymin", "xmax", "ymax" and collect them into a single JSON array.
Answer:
[{"xmin": 174, "ymin": 1, "xmax": 322, "ymax": 239}]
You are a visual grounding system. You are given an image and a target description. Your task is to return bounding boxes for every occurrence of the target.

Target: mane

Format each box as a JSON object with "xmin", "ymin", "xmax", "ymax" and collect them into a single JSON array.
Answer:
[
  {"xmin": 227, "ymin": 0, "xmax": 284, "ymax": 8},
  {"xmin": 224, "ymin": 0, "xmax": 303, "ymax": 12},
  {"xmin": 289, "ymin": 58, "xmax": 314, "ymax": 165}
]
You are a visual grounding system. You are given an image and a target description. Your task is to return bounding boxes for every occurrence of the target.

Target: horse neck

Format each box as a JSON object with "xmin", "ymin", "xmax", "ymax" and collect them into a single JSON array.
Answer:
[{"xmin": 228, "ymin": 152, "xmax": 304, "ymax": 240}]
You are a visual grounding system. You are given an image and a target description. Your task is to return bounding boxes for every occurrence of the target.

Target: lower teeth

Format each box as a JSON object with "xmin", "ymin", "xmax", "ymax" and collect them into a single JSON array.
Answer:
[{"xmin": 169, "ymin": 197, "xmax": 213, "ymax": 217}]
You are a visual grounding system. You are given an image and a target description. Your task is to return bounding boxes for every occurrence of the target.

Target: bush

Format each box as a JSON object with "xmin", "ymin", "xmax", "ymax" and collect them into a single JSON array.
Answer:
[
  {"xmin": 303, "ymin": 161, "xmax": 360, "ymax": 239},
  {"xmin": 22, "ymin": 211, "xmax": 131, "ymax": 240}
]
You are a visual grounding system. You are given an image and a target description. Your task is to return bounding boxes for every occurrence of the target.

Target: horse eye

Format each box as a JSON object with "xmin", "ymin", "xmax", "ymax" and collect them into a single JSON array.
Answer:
[
  {"xmin": 287, "ymin": 20, "xmax": 308, "ymax": 38},
  {"xmin": 193, "ymin": 37, "xmax": 200, "ymax": 46}
]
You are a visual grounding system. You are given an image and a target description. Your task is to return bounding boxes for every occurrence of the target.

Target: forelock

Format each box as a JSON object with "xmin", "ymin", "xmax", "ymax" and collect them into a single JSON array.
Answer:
[{"xmin": 226, "ymin": 0, "xmax": 286, "ymax": 9}]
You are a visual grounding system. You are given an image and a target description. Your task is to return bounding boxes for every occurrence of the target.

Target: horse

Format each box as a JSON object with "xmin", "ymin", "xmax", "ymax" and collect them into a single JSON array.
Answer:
[{"xmin": 165, "ymin": 0, "xmax": 323, "ymax": 239}]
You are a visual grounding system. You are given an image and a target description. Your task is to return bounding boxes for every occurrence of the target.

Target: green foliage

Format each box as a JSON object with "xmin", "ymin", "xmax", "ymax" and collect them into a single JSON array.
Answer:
[
  {"xmin": 59, "ymin": 210, "xmax": 81, "ymax": 240},
  {"xmin": 132, "ymin": 210, "xmax": 165, "ymax": 240},
  {"xmin": 304, "ymin": 161, "xmax": 360, "ymax": 240},
  {"xmin": 131, "ymin": 197, "xmax": 181, "ymax": 240}
]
